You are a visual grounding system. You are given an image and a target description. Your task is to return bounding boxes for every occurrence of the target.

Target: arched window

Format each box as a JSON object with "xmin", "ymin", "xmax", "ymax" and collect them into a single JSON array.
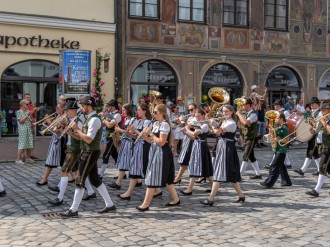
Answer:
[{"xmin": 319, "ymin": 70, "xmax": 330, "ymax": 99}]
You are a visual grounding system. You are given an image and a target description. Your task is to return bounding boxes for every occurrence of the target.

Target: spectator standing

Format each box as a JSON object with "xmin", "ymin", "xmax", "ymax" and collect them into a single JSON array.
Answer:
[
  {"xmin": 24, "ymin": 93, "xmax": 39, "ymax": 159},
  {"xmin": 295, "ymin": 98, "xmax": 305, "ymax": 113},
  {"xmin": 284, "ymin": 96, "xmax": 294, "ymax": 113}
]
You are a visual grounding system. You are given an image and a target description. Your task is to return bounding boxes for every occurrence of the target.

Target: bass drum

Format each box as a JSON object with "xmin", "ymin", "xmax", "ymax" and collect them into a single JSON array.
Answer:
[{"xmin": 286, "ymin": 112, "xmax": 314, "ymax": 143}]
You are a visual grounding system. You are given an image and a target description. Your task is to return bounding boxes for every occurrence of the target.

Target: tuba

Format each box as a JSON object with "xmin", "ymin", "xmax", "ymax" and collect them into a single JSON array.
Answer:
[
  {"xmin": 109, "ymin": 123, "xmax": 121, "ymax": 148},
  {"xmin": 207, "ymin": 87, "xmax": 230, "ymax": 118},
  {"xmin": 264, "ymin": 110, "xmax": 280, "ymax": 149},
  {"xmin": 234, "ymin": 98, "xmax": 247, "ymax": 111},
  {"xmin": 149, "ymin": 90, "xmax": 162, "ymax": 113}
]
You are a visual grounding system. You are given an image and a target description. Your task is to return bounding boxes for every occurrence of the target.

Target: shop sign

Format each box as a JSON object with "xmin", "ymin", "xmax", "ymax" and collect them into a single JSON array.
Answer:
[
  {"xmin": 59, "ymin": 50, "xmax": 91, "ymax": 95},
  {"xmin": 144, "ymin": 69, "xmax": 174, "ymax": 82},
  {"xmin": 0, "ymin": 35, "xmax": 80, "ymax": 49}
]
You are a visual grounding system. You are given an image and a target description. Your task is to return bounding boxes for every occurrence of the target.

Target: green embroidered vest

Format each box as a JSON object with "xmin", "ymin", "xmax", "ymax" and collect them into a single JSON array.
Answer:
[{"xmin": 81, "ymin": 114, "xmax": 102, "ymax": 151}]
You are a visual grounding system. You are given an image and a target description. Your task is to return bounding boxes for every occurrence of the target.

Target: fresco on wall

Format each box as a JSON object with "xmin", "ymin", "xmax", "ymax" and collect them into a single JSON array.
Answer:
[
  {"xmin": 130, "ymin": 22, "xmax": 159, "ymax": 43},
  {"xmin": 224, "ymin": 30, "xmax": 248, "ymax": 49},
  {"xmin": 264, "ymin": 32, "xmax": 289, "ymax": 54},
  {"xmin": 177, "ymin": 24, "xmax": 207, "ymax": 48},
  {"xmin": 161, "ymin": 0, "xmax": 176, "ymax": 36},
  {"xmin": 210, "ymin": 0, "xmax": 221, "ymax": 26},
  {"xmin": 249, "ymin": 0, "xmax": 264, "ymax": 41}
]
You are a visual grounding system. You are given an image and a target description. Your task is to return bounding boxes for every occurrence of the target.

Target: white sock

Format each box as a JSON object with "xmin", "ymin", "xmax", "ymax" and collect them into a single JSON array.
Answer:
[
  {"xmin": 240, "ymin": 161, "xmax": 249, "ymax": 175},
  {"xmin": 0, "ymin": 178, "xmax": 4, "ymax": 191},
  {"xmin": 251, "ymin": 161, "xmax": 261, "ymax": 176},
  {"xmin": 301, "ymin": 158, "xmax": 311, "ymax": 172},
  {"xmin": 69, "ymin": 188, "xmax": 85, "ymax": 212},
  {"xmin": 99, "ymin": 164, "xmax": 108, "ymax": 177},
  {"xmin": 57, "ymin": 181, "xmax": 61, "ymax": 187},
  {"xmin": 284, "ymin": 153, "xmax": 290, "ymax": 166},
  {"xmin": 58, "ymin": 176, "xmax": 69, "ymax": 201},
  {"xmin": 85, "ymin": 177, "xmax": 95, "ymax": 196},
  {"xmin": 314, "ymin": 175, "xmax": 326, "ymax": 193},
  {"xmin": 269, "ymin": 154, "xmax": 275, "ymax": 166},
  {"xmin": 97, "ymin": 183, "xmax": 114, "ymax": 207},
  {"xmin": 315, "ymin": 158, "xmax": 320, "ymax": 171}
]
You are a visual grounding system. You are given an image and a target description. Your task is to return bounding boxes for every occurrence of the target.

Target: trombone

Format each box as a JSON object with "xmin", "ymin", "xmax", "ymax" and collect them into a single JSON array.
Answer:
[
  {"xmin": 40, "ymin": 113, "xmax": 67, "ymax": 136},
  {"xmin": 33, "ymin": 112, "xmax": 57, "ymax": 126}
]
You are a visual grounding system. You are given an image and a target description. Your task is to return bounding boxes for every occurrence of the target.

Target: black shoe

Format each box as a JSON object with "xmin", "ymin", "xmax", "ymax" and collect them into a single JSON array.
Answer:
[
  {"xmin": 285, "ymin": 165, "xmax": 292, "ymax": 169},
  {"xmin": 48, "ymin": 185, "xmax": 60, "ymax": 192},
  {"xmin": 108, "ymin": 182, "xmax": 121, "ymax": 190},
  {"xmin": 82, "ymin": 193, "xmax": 96, "ymax": 201},
  {"xmin": 136, "ymin": 206, "xmax": 149, "ymax": 212},
  {"xmin": 165, "ymin": 200, "xmax": 181, "ymax": 207},
  {"xmin": 205, "ymin": 189, "xmax": 212, "ymax": 193},
  {"xmin": 0, "ymin": 190, "xmax": 6, "ymax": 197},
  {"xmin": 195, "ymin": 177, "xmax": 206, "ymax": 184},
  {"xmin": 173, "ymin": 179, "xmax": 181, "ymax": 185},
  {"xmin": 36, "ymin": 181, "xmax": 48, "ymax": 186},
  {"xmin": 98, "ymin": 205, "xmax": 116, "ymax": 214},
  {"xmin": 200, "ymin": 199, "xmax": 214, "ymax": 206},
  {"xmin": 250, "ymin": 175, "xmax": 262, "ymax": 179},
  {"xmin": 264, "ymin": 165, "xmax": 271, "ymax": 170},
  {"xmin": 233, "ymin": 197, "xmax": 245, "ymax": 203},
  {"xmin": 117, "ymin": 194, "xmax": 131, "ymax": 200},
  {"xmin": 180, "ymin": 190, "xmax": 192, "ymax": 196},
  {"xmin": 306, "ymin": 189, "xmax": 319, "ymax": 197},
  {"xmin": 68, "ymin": 179, "xmax": 75, "ymax": 184},
  {"xmin": 281, "ymin": 183, "xmax": 292, "ymax": 187},
  {"xmin": 135, "ymin": 182, "xmax": 142, "ymax": 187},
  {"xmin": 98, "ymin": 175, "xmax": 103, "ymax": 181},
  {"xmin": 59, "ymin": 209, "xmax": 78, "ymax": 218},
  {"xmin": 153, "ymin": 192, "xmax": 163, "ymax": 198},
  {"xmin": 260, "ymin": 143, "xmax": 268, "ymax": 147},
  {"xmin": 256, "ymin": 143, "xmax": 262, "ymax": 148},
  {"xmin": 293, "ymin": 168, "xmax": 304, "ymax": 176},
  {"xmin": 259, "ymin": 182, "xmax": 271, "ymax": 189},
  {"xmin": 48, "ymin": 198, "xmax": 63, "ymax": 206},
  {"xmin": 30, "ymin": 155, "xmax": 39, "ymax": 160},
  {"xmin": 114, "ymin": 174, "xmax": 127, "ymax": 180},
  {"xmin": 312, "ymin": 171, "xmax": 319, "ymax": 176}
]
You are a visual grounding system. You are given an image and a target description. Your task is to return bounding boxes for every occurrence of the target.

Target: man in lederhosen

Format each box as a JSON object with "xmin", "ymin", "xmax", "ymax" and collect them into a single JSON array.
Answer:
[
  {"xmin": 294, "ymin": 97, "xmax": 322, "ymax": 176},
  {"xmin": 98, "ymin": 99, "xmax": 122, "ymax": 179},
  {"xmin": 237, "ymin": 98, "xmax": 262, "ymax": 179},
  {"xmin": 59, "ymin": 96, "xmax": 116, "ymax": 217},
  {"xmin": 306, "ymin": 101, "xmax": 330, "ymax": 197}
]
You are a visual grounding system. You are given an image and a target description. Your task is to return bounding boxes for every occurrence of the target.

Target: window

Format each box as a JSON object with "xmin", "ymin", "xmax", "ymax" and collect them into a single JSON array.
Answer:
[
  {"xmin": 178, "ymin": 0, "xmax": 206, "ymax": 23},
  {"xmin": 223, "ymin": 0, "xmax": 248, "ymax": 27},
  {"xmin": 129, "ymin": 0, "xmax": 159, "ymax": 19},
  {"xmin": 264, "ymin": 0, "xmax": 288, "ymax": 30}
]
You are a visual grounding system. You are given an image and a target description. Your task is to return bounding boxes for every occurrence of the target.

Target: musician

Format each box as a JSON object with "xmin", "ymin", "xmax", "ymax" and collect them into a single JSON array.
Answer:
[
  {"xmin": 200, "ymin": 105, "xmax": 244, "ymax": 206},
  {"xmin": 98, "ymin": 99, "xmax": 122, "ymax": 179},
  {"xmin": 118, "ymin": 103, "xmax": 152, "ymax": 200},
  {"xmin": 59, "ymin": 96, "xmax": 116, "ymax": 217},
  {"xmin": 180, "ymin": 108, "xmax": 213, "ymax": 196},
  {"xmin": 171, "ymin": 104, "xmax": 183, "ymax": 156},
  {"xmin": 250, "ymin": 85, "xmax": 267, "ymax": 111},
  {"xmin": 294, "ymin": 97, "xmax": 322, "ymax": 176},
  {"xmin": 136, "ymin": 104, "xmax": 180, "ymax": 211},
  {"xmin": 237, "ymin": 98, "xmax": 262, "ymax": 179},
  {"xmin": 173, "ymin": 103, "xmax": 198, "ymax": 184},
  {"xmin": 36, "ymin": 102, "xmax": 66, "ymax": 186},
  {"xmin": 108, "ymin": 104, "xmax": 136, "ymax": 190},
  {"xmin": 16, "ymin": 99, "xmax": 34, "ymax": 165},
  {"xmin": 176, "ymin": 96, "xmax": 187, "ymax": 115},
  {"xmin": 260, "ymin": 113, "xmax": 292, "ymax": 188},
  {"xmin": 48, "ymin": 100, "xmax": 82, "ymax": 206},
  {"xmin": 306, "ymin": 101, "xmax": 330, "ymax": 197}
]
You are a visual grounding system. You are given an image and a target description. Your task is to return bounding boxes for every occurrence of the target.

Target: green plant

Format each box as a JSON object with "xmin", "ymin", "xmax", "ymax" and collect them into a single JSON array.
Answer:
[{"xmin": 91, "ymin": 50, "xmax": 106, "ymax": 112}]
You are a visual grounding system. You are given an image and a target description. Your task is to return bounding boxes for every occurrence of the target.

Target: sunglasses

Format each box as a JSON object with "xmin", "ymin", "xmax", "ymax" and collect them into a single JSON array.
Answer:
[
  {"xmin": 188, "ymin": 109, "xmax": 194, "ymax": 112},
  {"xmin": 153, "ymin": 111, "xmax": 158, "ymax": 114}
]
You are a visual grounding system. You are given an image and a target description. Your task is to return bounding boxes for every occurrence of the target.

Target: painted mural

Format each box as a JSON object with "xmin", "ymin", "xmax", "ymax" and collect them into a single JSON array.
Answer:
[
  {"xmin": 224, "ymin": 30, "xmax": 248, "ymax": 49},
  {"xmin": 177, "ymin": 24, "xmax": 207, "ymax": 48},
  {"xmin": 264, "ymin": 32, "xmax": 289, "ymax": 54},
  {"xmin": 130, "ymin": 22, "xmax": 159, "ymax": 43}
]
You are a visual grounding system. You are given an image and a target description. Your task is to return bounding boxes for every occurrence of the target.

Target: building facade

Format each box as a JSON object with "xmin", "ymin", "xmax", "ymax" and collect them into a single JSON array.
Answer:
[
  {"xmin": 118, "ymin": 0, "xmax": 330, "ymax": 107},
  {"xmin": 0, "ymin": 0, "xmax": 116, "ymax": 136}
]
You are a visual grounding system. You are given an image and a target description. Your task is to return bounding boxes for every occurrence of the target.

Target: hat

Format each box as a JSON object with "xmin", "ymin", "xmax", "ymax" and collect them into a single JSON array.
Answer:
[
  {"xmin": 310, "ymin": 97, "xmax": 320, "ymax": 104},
  {"xmin": 251, "ymin": 85, "xmax": 258, "ymax": 91},
  {"xmin": 273, "ymin": 99, "xmax": 283, "ymax": 106},
  {"xmin": 286, "ymin": 96, "xmax": 292, "ymax": 100},
  {"xmin": 320, "ymin": 102, "xmax": 330, "ymax": 109},
  {"xmin": 106, "ymin": 99, "xmax": 119, "ymax": 107},
  {"xmin": 245, "ymin": 98, "xmax": 253, "ymax": 105},
  {"xmin": 66, "ymin": 97, "xmax": 76, "ymax": 102},
  {"xmin": 64, "ymin": 100, "xmax": 79, "ymax": 110},
  {"xmin": 79, "ymin": 96, "xmax": 97, "ymax": 107},
  {"xmin": 177, "ymin": 96, "xmax": 184, "ymax": 101}
]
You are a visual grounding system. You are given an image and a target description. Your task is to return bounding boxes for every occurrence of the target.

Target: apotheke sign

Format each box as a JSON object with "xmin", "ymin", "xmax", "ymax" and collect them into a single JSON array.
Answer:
[{"xmin": 0, "ymin": 35, "xmax": 80, "ymax": 49}]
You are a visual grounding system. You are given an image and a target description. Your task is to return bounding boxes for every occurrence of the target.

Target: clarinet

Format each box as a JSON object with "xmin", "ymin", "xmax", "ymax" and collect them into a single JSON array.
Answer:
[{"xmin": 54, "ymin": 112, "xmax": 82, "ymax": 145}]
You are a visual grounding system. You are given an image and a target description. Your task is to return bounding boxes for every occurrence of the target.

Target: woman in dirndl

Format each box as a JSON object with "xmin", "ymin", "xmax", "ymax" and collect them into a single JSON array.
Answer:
[
  {"xmin": 108, "ymin": 104, "xmax": 136, "ymax": 190},
  {"xmin": 36, "ymin": 102, "xmax": 66, "ymax": 186},
  {"xmin": 136, "ymin": 104, "xmax": 180, "ymax": 211},
  {"xmin": 173, "ymin": 103, "xmax": 198, "ymax": 184},
  {"xmin": 200, "ymin": 105, "xmax": 244, "ymax": 206},
  {"xmin": 117, "ymin": 103, "xmax": 152, "ymax": 200},
  {"xmin": 180, "ymin": 108, "xmax": 213, "ymax": 195}
]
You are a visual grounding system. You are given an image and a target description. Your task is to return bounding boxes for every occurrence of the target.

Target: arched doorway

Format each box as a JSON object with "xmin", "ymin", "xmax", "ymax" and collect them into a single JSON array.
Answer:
[
  {"xmin": 319, "ymin": 70, "xmax": 330, "ymax": 100},
  {"xmin": 201, "ymin": 63, "xmax": 243, "ymax": 106},
  {"xmin": 266, "ymin": 66, "xmax": 302, "ymax": 105},
  {"xmin": 1, "ymin": 60, "xmax": 59, "ymax": 136},
  {"xmin": 130, "ymin": 60, "xmax": 178, "ymax": 106}
]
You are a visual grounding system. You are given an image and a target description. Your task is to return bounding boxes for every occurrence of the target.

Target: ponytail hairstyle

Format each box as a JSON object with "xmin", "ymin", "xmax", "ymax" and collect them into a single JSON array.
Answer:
[
  {"xmin": 123, "ymin": 103, "xmax": 133, "ymax": 118},
  {"xmin": 139, "ymin": 102, "xmax": 152, "ymax": 120},
  {"xmin": 155, "ymin": 104, "xmax": 173, "ymax": 146}
]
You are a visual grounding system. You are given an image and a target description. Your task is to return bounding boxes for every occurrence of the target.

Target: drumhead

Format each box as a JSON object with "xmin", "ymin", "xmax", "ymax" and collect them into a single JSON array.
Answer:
[{"xmin": 295, "ymin": 118, "xmax": 314, "ymax": 142}]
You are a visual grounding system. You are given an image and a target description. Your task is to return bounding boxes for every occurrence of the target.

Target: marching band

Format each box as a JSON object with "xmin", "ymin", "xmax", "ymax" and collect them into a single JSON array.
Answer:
[{"xmin": 4, "ymin": 87, "xmax": 330, "ymax": 216}]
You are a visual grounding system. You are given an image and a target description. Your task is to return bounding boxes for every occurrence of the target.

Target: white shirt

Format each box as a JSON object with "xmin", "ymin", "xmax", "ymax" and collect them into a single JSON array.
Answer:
[
  {"xmin": 296, "ymin": 104, "xmax": 305, "ymax": 113},
  {"xmin": 221, "ymin": 119, "xmax": 237, "ymax": 133},
  {"xmin": 246, "ymin": 110, "xmax": 258, "ymax": 124},
  {"xmin": 85, "ymin": 111, "xmax": 102, "ymax": 140},
  {"xmin": 67, "ymin": 116, "xmax": 84, "ymax": 145}
]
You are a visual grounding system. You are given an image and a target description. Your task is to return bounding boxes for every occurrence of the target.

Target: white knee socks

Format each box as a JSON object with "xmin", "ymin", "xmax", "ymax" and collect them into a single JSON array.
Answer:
[
  {"xmin": 0, "ymin": 178, "xmax": 4, "ymax": 191},
  {"xmin": 301, "ymin": 158, "xmax": 311, "ymax": 172},
  {"xmin": 85, "ymin": 177, "xmax": 95, "ymax": 196},
  {"xmin": 97, "ymin": 183, "xmax": 114, "ymax": 207},
  {"xmin": 314, "ymin": 175, "xmax": 326, "ymax": 193},
  {"xmin": 69, "ymin": 188, "xmax": 85, "ymax": 212},
  {"xmin": 251, "ymin": 161, "xmax": 261, "ymax": 176},
  {"xmin": 58, "ymin": 176, "xmax": 69, "ymax": 201},
  {"xmin": 240, "ymin": 161, "xmax": 249, "ymax": 174},
  {"xmin": 314, "ymin": 158, "xmax": 320, "ymax": 171},
  {"xmin": 99, "ymin": 164, "xmax": 108, "ymax": 177}
]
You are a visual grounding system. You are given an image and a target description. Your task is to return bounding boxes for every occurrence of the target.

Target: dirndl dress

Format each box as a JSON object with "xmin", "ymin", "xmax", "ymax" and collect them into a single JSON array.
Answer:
[
  {"xmin": 177, "ymin": 116, "xmax": 196, "ymax": 165},
  {"xmin": 45, "ymin": 132, "xmax": 62, "ymax": 168},
  {"xmin": 145, "ymin": 121, "xmax": 175, "ymax": 187}
]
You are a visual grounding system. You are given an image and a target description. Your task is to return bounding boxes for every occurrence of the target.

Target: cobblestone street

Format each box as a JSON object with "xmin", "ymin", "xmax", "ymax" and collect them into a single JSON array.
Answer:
[{"xmin": 0, "ymin": 147, "xmax": 329, "ymax": 246}]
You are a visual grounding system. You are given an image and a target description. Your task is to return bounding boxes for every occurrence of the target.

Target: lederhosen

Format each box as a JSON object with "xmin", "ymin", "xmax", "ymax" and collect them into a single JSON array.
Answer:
[
  {"xmin": 102, "ymin": 110, "xmax": 121, "ymax": 164},
  {"xmin": 241, "ymin": 111, "xmax": 258, "ymax": 162},
  {"xmin": 61, "ymin": 117, "xmax": 83, "ymax": 174},
  {"xmin": 318, "ymin": 119, "xmax": 330, "ymax": 175},
  {"xmin": 76, "ymin": 113, "xmax": 102, "ymax": 188},
  {"xmin": 306, "ymin": 109, "xmax": 322, "ymax": 159}
]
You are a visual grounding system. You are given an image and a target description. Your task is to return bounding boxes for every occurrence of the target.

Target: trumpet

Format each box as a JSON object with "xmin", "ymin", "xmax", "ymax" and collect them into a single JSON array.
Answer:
[
  {"xmin": 33, "ymin": 112, "xmax": 57, "ymax": 126},
  {"xmin": 134, "ymin": 120, "xmax": 154, "ymax": 144},
  {"xmin": 40, "ymin": 114, "xmax": 67, "ymax": 136},
  {"xmin": 54, "ymin": 112, "xmax": 82, "ymax": 145}
]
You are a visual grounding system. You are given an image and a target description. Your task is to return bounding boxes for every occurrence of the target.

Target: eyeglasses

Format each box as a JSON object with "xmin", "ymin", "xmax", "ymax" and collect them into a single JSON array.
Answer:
[
  {"xmin": 188, "ymin": 109, "xmax": 194, "ymax": 112},
  {"xmin": 153, "ymin": 111, "xmax": 158, "ymax": 114}
]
